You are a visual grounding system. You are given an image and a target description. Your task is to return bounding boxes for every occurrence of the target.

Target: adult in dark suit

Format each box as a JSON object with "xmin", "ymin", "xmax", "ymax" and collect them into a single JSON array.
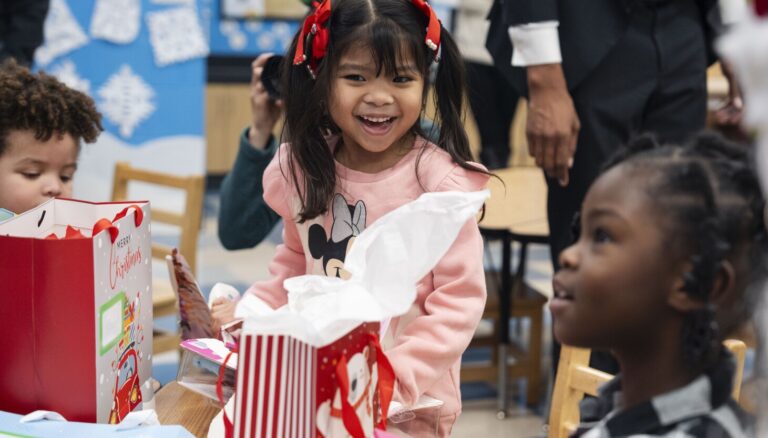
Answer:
[
  {"xmin": 0, "ymin": 0, "xmax": 49, "ymax": 67},
  {"xmin": 486, "ymin": 0, "xmax": 744, "ymax": 375}
]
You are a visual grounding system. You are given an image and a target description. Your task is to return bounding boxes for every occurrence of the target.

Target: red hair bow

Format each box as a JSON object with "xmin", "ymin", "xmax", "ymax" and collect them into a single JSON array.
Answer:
[
  {"xmin": 293, "ymin": 0, "xmax": 332, "ymax": 77},
  {"xmin": 293, "ymin": 0, "xmax": 442, "ymax": 78},
  {"xmin": 411, "ymin": 0, "xmax": 441, "ymax": 59}
]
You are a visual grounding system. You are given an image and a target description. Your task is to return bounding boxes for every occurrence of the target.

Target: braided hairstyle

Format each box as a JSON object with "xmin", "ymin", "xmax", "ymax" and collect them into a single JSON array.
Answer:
[
  {"xmin": 602, "ymin": 132, "xmax": 768, "ymax": 368},
  {"xmin": 0, "ymin": 59, "xmax": 103, "ymax": 157}
]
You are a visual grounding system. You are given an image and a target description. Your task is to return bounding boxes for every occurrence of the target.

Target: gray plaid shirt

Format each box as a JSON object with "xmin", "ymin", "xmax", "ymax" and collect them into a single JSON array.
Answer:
[{"xmin": 574, "ymin": 350, "xmax": 754, "ymax": 437}]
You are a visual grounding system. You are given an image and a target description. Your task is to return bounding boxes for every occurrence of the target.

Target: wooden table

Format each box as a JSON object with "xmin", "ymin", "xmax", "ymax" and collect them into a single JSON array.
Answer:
[
  {"xmin": 479, "ymin": 167, "xmax": 549, "ymax": 417},
  {"xmin": 155, "ymin": 382, "xmax": 221, "ymax": 437}
]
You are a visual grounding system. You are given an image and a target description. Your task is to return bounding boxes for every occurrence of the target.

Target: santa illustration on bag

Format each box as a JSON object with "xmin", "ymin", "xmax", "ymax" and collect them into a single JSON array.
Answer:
[{"xmin": 317, "ymin": 346, "xmax": 379, "ymax": 437}]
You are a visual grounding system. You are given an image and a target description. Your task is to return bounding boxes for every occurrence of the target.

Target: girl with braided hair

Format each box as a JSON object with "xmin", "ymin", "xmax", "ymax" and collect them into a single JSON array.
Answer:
[
  {"xmin": 551, "ymin": 132, "xmax": 766, "ymax": 437},
  {"xmin": 0, "ymin": 60, "xmax": 102, "ymax": 215},
  {"xmin": 211, "ymin": 0, "xmax": 489, "ymax": 434}
]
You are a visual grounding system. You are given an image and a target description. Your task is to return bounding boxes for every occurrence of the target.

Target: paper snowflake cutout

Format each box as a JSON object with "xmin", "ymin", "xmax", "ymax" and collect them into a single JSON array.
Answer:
[
  {"xmin": 244, "ymin": 21, "xmax": 264, "ymax": 33},
  {"xmin": 50, "ymin": 60, "xmax": 91, "ymax": 95},
  {"xmin": 98, "ymin": 65, "xmax": 155, "ymax": 138},
  {"xmin": 220, "ymin": 20, "xmax": 247, "ymax": 50},
  {"xmin": 90, "ymin": 0, "xmax": 141, "ymax": 44},
  {"xmin": 35, "ymin": 0, "xmax": 89, "ymax": 67},
  {"xmin": 271, "ymin": 22, "xmax": 292, "ymax": 38},
  {"xmin": 147, "ymin": 7, "xmax": 209, "ymax": 67},
  {"xmin": 256, "ymin": 33, "xmax": 276, "ymax": 50}
]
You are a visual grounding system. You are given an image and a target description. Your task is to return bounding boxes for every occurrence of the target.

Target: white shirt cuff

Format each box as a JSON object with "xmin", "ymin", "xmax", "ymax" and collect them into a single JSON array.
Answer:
[
  {"xmin": 508, "ymin": 21, "xmax": 562, "ymax": 67},
  {"xmin": 719, "ymin": 0, "xmax": 748, "ymax": 25}
]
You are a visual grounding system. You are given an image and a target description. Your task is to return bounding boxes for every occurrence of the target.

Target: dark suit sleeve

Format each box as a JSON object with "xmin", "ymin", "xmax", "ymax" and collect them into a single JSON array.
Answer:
[
  {"xmin": 0, "ymin": 0, "xmax": 49, "ymax": 66},
  {"xmin": 503, "ymin": 0, "xmax": 558, "ymax": 25}
]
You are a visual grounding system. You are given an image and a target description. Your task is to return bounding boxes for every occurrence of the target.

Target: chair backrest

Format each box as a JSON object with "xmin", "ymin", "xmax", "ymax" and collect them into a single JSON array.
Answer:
[
  {"xmin": 111, "ymin": 161, "xmax": 205, "ymax": 274},
  {"xmin": 547, "ymin": 340, "xmax": 748, "ymax": 438}
]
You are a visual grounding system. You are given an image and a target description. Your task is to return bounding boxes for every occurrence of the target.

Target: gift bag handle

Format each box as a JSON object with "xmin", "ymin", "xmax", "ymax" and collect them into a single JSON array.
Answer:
[
  {"xmin": 112, "ymin": 204, "xmax": 144, "ymax": 227},
  {"xmin": 335, "ymin": 333, "xmax": 396, "ymax": 437},
  {"xmin": 93, "ymin": 205, "xmax": 144, "ymax": 243}
]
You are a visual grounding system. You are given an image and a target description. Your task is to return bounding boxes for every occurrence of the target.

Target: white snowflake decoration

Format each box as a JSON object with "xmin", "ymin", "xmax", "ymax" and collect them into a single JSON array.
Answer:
[
  {"xmin": 244, "ymin": 21, "xmax": 264, "ymax": 33},
  {"xmin": 220, "ymin": 19, "xmax": 247, "ymax": 50},
  {"xmin": 271, "ymin": 22, "xmax": 292, "ymax": 38},
  {"xmin": 98, "ymin": 65, "xmax": 155, "ymax": 139},
  {"xmin": 50, "ymin": 60, "xmax": 91, "ymax": 95},
  {"xmin": 256, "ymin": 33, "xmax": 275, "ymax": 50},
  {"xmin": 90, "ymin": 0, "xmax": 141, "ymax": 44},
  {"xmin": 146, "ymin": 7, "xmax": 209, "ymax": 67},
  {"xmin": 35, "ymin": 0, "xmax": 89, "ymax": 67},
  {"xmin": 219, "ymin": 19, "xmax": 239, "ymax": 35}
]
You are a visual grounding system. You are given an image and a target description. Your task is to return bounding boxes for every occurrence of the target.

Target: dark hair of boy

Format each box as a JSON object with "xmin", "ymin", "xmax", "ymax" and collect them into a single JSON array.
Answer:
[
  {"xmin": 0, "ymin": 59, "xmax": 103, "ymax": 157},
  {"xmin": 603, "ymin": 132, "xmax": 767, "ymax": 372},
  {"xmin": 280, "ymin": 0, "xmax": 486, "ymax": 222}
]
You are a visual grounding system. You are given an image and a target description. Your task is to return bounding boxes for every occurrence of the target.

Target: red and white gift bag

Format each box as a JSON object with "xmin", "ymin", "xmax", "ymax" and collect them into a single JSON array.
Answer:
[
  {"xmin": 0, "ymin": 198, "xmax": 152, "ymax": 424},
  {"xmin": 231, "ymin": 322, "xmax": 394, "ymax": 438}
]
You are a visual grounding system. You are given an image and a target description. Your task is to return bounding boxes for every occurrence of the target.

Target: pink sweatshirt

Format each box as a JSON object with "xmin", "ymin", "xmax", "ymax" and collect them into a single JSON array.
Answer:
[{"xmin": 246, "ymin": 135, "xmax": 488, "ymax": 418}]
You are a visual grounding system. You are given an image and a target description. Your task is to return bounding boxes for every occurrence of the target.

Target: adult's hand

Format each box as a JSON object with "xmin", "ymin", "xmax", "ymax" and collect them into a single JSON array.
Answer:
[
  {"xmin": 526, "ymin": 63, "xmax": 580, "ymax": 186},
  {"xmin": 248, "ymin": 53, "xmax": 284, "ymax": 150},
  {"xmin": 714, "ymin": 61, "xmax": 744, "ymax": 127},
  {"xmin": 210, "ymin": 297, "xmax": 237, "ymax": 333}
]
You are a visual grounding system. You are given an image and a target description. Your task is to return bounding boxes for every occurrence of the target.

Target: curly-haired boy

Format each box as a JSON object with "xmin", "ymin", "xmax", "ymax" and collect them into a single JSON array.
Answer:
[{"xmin": 0, "ymin": 60, "xmax": 102, "ymax": 214}]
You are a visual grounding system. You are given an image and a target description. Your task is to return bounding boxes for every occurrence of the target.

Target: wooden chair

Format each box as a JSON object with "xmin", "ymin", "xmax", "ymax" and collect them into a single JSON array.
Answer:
[
  {"xmin": 111, "ymin": 161, "xmax": 205, "ymax": 354},
  {"xmin": 461, "ymin": 167, "xmax": 549, "ymax": 411},
  {"xmin": 547, "ymin": 339, "xmax": 748, "ymax": 438}
]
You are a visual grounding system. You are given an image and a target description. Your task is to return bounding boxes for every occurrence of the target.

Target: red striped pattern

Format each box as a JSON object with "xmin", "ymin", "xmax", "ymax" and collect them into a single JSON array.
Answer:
[{"xmin": 235, "ymin": 334, "xmax": 317, "ymax": 437}]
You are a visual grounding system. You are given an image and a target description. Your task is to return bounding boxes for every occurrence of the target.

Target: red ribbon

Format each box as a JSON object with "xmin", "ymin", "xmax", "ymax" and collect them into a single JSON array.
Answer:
[
  {"xmin": 333, "ymin": 333, "xmax": 396, "ymax": 437},
  {"xmin": 293, "ymin": 0, "xmax": 332, "ymax": 77},
  {"xmin": 217, "ymin": 346, "xmax": 239, "ymax": 438},
  {"xmin": 411, "ymin": 0, "xmax": 442, "ymax": 59}
]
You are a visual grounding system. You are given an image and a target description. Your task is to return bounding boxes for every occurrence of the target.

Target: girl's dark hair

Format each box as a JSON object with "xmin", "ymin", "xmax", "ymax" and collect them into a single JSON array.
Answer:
[
  {"xmin": 281, "ymin": 0, "xmax": 484, "ymax": 221},
  {"xmin": 0, "ymin": 59, "xmax": 103, "ymax": 156},
  {"xmin": 604, "ymin": 132, "xmax": 768, "ymax": 366}
]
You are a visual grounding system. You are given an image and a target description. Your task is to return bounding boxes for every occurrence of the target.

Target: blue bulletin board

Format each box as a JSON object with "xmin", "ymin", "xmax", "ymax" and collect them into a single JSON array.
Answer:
[
  {"xmin": 206, "ymin": 0, "xmax": 453, "ymax": 58},
  {"xmin": 35, "ymin": 0, "xmax": 209, "ymax": 202},
  {"xmin": 207, "ymin": 2, "xmax": 300, "ymax": 57}
]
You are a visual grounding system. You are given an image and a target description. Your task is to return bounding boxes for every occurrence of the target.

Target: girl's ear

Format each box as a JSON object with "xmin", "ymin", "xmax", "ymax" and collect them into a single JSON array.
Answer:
[
  {"xmin": 708, "ymin": 260, "xmax": 736, "ymax": 307},
  {"xmin": 667, "ymin": 260, "xmax": 736, "ymax": 312}
]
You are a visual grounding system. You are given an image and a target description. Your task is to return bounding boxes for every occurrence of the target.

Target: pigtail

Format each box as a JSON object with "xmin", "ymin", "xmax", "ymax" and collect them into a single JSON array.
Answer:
[
  {"xmin": 428, "ymin": 30, "xmax": 485, "ymax": 173},
  {"xmin": 282, "ymin": 28, "xmax": 338, "ymax": 222}
]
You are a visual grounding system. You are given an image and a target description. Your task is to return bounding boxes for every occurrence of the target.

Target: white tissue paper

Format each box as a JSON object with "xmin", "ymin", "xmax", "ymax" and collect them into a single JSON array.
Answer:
[{"xmin": 235, "ymin": 190, "xmax": 489, "ymax": 347}]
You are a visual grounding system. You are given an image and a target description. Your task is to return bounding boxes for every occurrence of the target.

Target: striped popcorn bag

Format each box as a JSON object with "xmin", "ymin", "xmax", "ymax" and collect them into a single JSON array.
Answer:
[{"xmin": 233, "ymin": 323, "xmax": 394, "ymax": 438}]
